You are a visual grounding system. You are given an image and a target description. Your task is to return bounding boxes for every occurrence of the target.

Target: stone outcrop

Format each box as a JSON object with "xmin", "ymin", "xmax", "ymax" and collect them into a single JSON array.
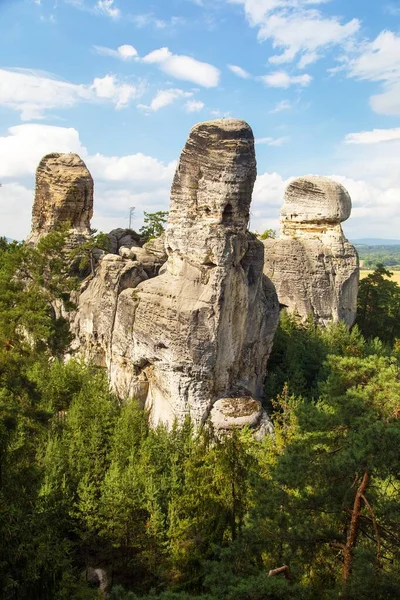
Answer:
[
  {"xmin": 27, "ymin": 153, "xmax": 93, "ymax": 245},
  {"xmin": 109, "ymin": 119, "xmax": 279, "ymax": 431},
  {"xmin": 27, "ymin": 123, "xmax": 360, "ymax": 434},
  {"xmin": 263, "ymin": 176, "xmax": 359, "ymax": 326}
]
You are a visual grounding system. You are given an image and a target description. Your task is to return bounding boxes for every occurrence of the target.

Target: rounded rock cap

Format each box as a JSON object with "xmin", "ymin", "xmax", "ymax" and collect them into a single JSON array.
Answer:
[
  {"xmin": 210, "ymin": 396, "xmax": 263, "ymax": 431},
  {"xmin": 189, "ymin": 118, "xmax": 254, "ymax": 139},
  {"xmin": 281, "ymin": 175, "xmax": 352, "ymax": 224}
]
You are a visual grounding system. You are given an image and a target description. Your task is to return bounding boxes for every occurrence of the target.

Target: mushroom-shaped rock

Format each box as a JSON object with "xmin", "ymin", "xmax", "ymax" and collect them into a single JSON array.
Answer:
[
  {"xmin": 27, "ymin": 153, "xmax": 93, "ymax": 245},
  {"xmin": 106, "ymin": 118, "xmax": 279, "ymax": 428},
  {"xmin": 263, "ymin": 175, "xmax": 359, "ymax": 326},
  {"xmin": 281, "ymin": 176, "xmax": 351, "ymax": 227}
]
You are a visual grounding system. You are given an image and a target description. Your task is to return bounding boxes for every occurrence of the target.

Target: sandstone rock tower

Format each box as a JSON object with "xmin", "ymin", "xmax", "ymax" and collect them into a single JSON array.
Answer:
[
  {"xmin": 263, "ymin": 176, "xmax": 359, "ymax": 326},
  {"xmin": 108, "ymin": 119, "xmax": 279, "ymax": 431},
  {"xmin": 27, "ymin": 153, "xmax": 93, "ymax": 244}
]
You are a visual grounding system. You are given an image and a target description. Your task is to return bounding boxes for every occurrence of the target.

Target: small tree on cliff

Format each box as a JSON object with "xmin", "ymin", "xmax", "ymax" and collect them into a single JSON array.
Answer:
[{"xmin": 139, "ymin": 211, "xmax": 168, "ymax": 242}]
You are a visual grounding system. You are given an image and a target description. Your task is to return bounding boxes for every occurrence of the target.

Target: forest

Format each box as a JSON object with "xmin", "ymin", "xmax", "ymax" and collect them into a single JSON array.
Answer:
[
  {"xmin": 1, "ymin": 233, "xmax": 400, "ymax": 600},
  {"xmin": 355, "ymin": 244, "xmax": 400, "ymax": 271}
]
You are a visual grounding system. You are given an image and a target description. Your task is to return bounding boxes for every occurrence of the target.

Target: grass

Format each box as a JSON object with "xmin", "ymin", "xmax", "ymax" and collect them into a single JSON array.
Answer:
[{"xmin": 360, "ymin": 270, "xmax": 400, "ymax": 285}]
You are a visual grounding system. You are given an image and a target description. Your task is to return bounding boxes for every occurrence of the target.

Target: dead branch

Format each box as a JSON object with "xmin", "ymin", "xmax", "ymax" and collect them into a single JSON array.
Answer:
[{"xmin": 268, "ymin": 565, "xmax": 291, "ymax": 580}]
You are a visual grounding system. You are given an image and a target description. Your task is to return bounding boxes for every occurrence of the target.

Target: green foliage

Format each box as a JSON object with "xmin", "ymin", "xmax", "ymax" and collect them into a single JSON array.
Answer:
[
  {"xmin": 259, "ymin": 229, "xmax": 277, "ymax": 240},
  {"xmin": 357, "ymin": 264, "xmax": 400, "ymax": 343},
  {"xmin": 140, "ymin": 211, "xmax": 168, "ymax": 241},
  {"xmin": 1, "ymin": 236, "xmax": 400, "ymax": 599},
  {"xmin": 356, "ymin": 244, "xmax": 400, "ymax": 270},
  {"xmin": 70, "ymin": 230, "xmax": 110, "ymax": 275}
]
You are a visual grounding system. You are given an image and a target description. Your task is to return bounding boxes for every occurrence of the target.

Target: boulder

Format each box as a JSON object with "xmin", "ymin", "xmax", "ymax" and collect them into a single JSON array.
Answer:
[{"xmin": 263, "ymin": 176, "xmax": 359, "ymax": 326}]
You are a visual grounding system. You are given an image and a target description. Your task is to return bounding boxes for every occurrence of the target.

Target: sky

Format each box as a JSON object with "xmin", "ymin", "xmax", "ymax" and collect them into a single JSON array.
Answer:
[{"xmin": 0, "ymin": 0, "xmax": 400, "ymax": 240}]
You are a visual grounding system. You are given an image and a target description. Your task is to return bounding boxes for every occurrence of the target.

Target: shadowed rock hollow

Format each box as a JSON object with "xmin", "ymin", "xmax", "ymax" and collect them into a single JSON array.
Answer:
[
  {"xmin": 27, "ymin": 153, "xmax": 93, "ymax": 245},
  {"xmin": 263, "ymin": 176, "xmax": 359, "ymax": 326}
]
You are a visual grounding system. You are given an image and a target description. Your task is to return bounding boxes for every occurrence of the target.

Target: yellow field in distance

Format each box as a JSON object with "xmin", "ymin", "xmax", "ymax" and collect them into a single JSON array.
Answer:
[{"xmin": 360, "ymin": 270, "xmax": 400, "ymax": 285}]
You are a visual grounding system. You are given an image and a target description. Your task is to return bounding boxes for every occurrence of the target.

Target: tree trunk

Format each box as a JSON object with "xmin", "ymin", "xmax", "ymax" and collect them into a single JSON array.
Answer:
[{"xmin": 342, "ymin": 471, "xmax": 370, "ymax": 585}]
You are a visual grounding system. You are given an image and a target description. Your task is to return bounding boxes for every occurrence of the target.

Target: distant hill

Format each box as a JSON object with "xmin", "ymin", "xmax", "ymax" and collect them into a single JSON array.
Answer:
[{"xmin": 352, "ymin": 238, "xmax": 400, "ymax": 246}]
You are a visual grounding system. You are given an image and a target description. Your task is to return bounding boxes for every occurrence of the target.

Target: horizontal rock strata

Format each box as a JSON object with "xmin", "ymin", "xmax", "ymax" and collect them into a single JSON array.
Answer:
[{"xmin": 263, "ymin": 176, "xmax": 359, "ymax": 326}]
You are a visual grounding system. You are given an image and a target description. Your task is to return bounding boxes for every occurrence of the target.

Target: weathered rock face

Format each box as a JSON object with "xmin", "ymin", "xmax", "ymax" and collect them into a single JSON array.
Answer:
[
  {"xmin": 27, "ymin": 153, "xmax": 93, "ymax": 244},
  {"xmin": 27, "ymin": 121, "xmax": 280, "ymax": 433},
  {"xmin": 263, "ymin": 176, "xmax": 359, "ymax": 326},
  {"xmin": 108, "ymin": 119, "xmax": 279, "ymax": 431}
]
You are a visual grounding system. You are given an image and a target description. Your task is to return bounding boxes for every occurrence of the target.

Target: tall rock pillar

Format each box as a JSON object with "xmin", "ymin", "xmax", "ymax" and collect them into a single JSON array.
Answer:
[
  {"xmin": 111, "ymin": 119, "xmax": 279, "ymax": 432},
  {"xmin": 27, "ymin": 153, "xmax": 93, "ymax": 245}
]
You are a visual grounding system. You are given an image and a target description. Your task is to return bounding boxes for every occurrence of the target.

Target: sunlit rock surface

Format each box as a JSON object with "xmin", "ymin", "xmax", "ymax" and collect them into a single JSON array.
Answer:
[{"xmin": 263, "ymin": 176, "xmax": 359, "ymax": 326}]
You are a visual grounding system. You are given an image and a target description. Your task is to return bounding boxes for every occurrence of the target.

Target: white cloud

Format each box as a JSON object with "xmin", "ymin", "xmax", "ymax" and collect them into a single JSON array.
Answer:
[
  {"xmin": 0, "ymin": 182, "xmax": 34, "ymax": 240},
  {"xmin": 91, "ymin": 74, "xmax": 140, "ymax": 109},
  {"xmin": 228, "ymin": 64, "xmax": 251, "ymax": 78},
  {"xmin": 230, "ymin": 0, "xmax": 359, "ymax": 67},
  {"xmin": 185, "ymin": 100, "xmax": 205, "ymax": 112},
  {"xmin": 93, "ymin": 44, "xmax": 138, "ymax": 60},
  {"xmin": 346, "ymin": 31, "xmax": 400, "ymax": 83},
  {"xmin": 0, "ymin": 124, "xmax": 176, "ymax": 239},
  {"xmin": 269, "ymin": 99, "xmax": 291, "ymax": 112},
  {"xmin": 345, "ymin": 128, "xmax": 400, "ymax": 145},
  {"xmin": 139, "ymin": 88, "xmax": 193, "ymax": 111},
  {"xmin": 2, "ymin": 122, "xmax": 400, "ymax": 241},
  {"xmin": 343, "ymin": 31, "xmax": 400, "ymax": 115},
  {"xmin": 261, "ymin": 71, "xmax": 311, "ymax": 88},
  {"xmin": 142, "ymin": 47, "xmax": 220, "ymax": 88},
  {"xmin": 255, "ymin": 136, "xmax": 289, "ymax": 146},
  {"xmin": 0, "ymin": 68, "xmax": 143, "ymax": 119},
  {"xmin": 0, "ymin": 124, "xmax": 85, "ymax": 178},
  {"xmin": 96, "ymin": 0, "xmax": 120, "ymax": 19},
  {"xmin": 87, "ymin": 154, "xmax": 176, "ymax": 182}
]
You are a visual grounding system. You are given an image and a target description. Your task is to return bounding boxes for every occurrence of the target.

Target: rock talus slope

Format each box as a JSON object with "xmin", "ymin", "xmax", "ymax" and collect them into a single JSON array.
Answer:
[
  {"xmin": 263, "ymin": 176, "xmax": 359, "ymax": 326},
  {"xmin": 27, "ymin": 153, "xmax": 93, "ymax": 245}
]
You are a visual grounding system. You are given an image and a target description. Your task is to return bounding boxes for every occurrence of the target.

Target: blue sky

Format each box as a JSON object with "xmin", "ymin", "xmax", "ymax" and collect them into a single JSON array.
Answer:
[{"xmin": 1, "ymin": 0, "xmax": 400, "ymax": 239}]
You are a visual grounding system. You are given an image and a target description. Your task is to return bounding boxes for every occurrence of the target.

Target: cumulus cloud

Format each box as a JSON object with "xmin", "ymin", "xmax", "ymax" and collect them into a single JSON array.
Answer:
[
  {"xmin": 0, "ymin": 68, "xmax": 143, "ymax": 119},
  {"xmin": 0, "ymin": 124, "xmax": 175, "ymax": 239},
  {"xmin": 93, "ymin": 44, "xmax": 138, "ymax": 60},
  {"xmin": 142, "ymin": 47, "xmax": 220, "ymax": 88},
  {"xmin": 138, "ymin": 88, "xmax": 193, "ymax": 111},
  {"xmin": 230, "ymin": 0, "xmax": 359, "ymax": 67},
  {"xmin": 228, "ymin": 64, "xmax": 251, "ymax": 78},
  {"xmin": 0, "ymin": 182, "xmax": 35, "ymax": 240},
  {"xmin": 343, "ymin": 31, "xmax": 400, "ymax": 115},
  {"xmin": 261, "ymin": 71, "xmax": 311, "ymax": 88},
  {"xmin": 0, "ymin": 124, "xmax": 85, "ymax": 178},
  {"xmin": 2, "ymin": 123, "xmax": 400, "ymax": 241}
]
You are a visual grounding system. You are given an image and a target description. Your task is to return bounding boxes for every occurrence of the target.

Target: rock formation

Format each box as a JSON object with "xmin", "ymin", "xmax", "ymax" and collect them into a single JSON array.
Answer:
[
  {"xmin": 27, "ymin": 153, "xmax": 93, "ymax": 245},
  {"xmin": 106, "ymin": 119, "xmax": 279, "ymax": 432},
  {"xmin": 65, "ymin": 120, "xmax": 279, "ymax": 432},
  {"xmin": 27, "ymin": 123, "xmax": 361, "ymax": 433},
  {"xmin": 263, "ymin": 176, "xmax": 359, "ymax": 326}
]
